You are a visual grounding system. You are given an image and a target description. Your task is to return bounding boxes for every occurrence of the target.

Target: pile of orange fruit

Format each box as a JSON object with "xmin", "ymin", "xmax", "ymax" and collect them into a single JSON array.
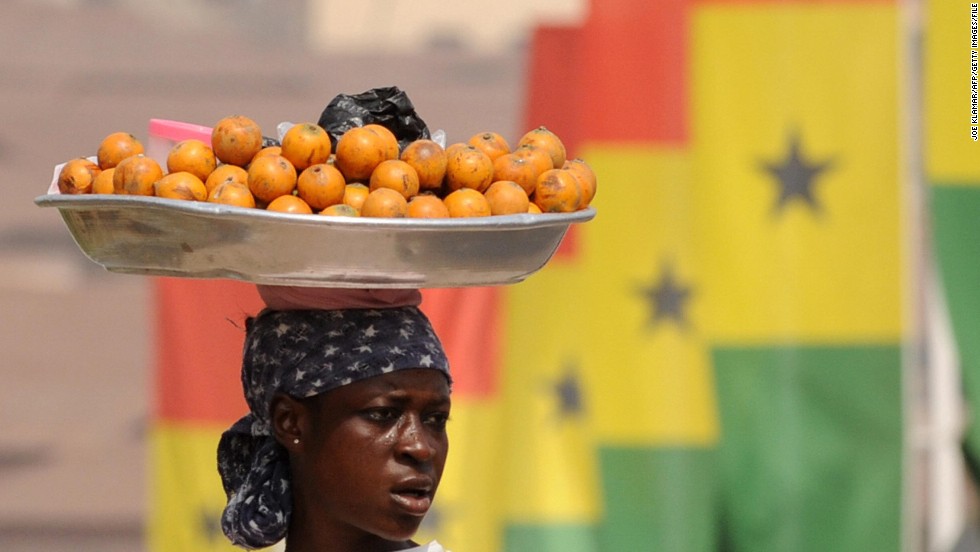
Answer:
[{"xmin": 56, "ymin": 115, "xmax": 597, "ymax": 218}]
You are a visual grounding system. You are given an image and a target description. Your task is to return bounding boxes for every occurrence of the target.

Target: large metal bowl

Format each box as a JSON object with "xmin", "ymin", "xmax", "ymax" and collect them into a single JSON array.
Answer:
[{"xmin": 35, "ymin": 193, "xmax": 595, "ymax": 288}]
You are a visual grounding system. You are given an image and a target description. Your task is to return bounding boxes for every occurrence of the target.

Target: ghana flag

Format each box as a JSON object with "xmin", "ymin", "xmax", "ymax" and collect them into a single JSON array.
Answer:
[
  {"xmin": 692, "ymin": 1, "xmax": 905, "ymax": 548},
  {"xmin": 148, "ymin": 278, "xmax": 274, "ymax": 551},
  {"xmin": 148, "ymin": 1, "xmax": 910, "ymax": 549},
  {"xmin": 422, "ymin": 0, "xmax": 908, "ymax": 551},
  {"xmin": 927, "ymin": 0, "xmax": 980, "ymax": 489}
]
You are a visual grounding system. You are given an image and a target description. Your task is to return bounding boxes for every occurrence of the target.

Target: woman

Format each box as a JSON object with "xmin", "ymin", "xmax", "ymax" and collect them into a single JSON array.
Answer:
[{"xmin": 217, "ymin": 287, "xmax": 452, "ymax": 552}]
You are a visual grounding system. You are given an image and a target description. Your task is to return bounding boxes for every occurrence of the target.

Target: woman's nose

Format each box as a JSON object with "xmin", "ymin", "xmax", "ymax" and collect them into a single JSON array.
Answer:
[{"xmin": 396, "ymin": 415, "xmax": 436, "ymax": 462}]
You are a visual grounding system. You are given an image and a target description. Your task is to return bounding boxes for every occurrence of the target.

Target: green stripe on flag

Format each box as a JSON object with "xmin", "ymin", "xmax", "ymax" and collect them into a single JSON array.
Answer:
[
  {"xmin": 503, "ymin": 524, "xmax": 598, "ymax": 552},
  {"xmin": 712, "ymin": 344, "xmax": 903, "ymax": 552},
  {"xmin": 931, "ymin": 183, "xmax": 980, "ymax": 468},
  {"xmin": 597, "ymin": 447, "xmax": 719, "ymax": 552}
]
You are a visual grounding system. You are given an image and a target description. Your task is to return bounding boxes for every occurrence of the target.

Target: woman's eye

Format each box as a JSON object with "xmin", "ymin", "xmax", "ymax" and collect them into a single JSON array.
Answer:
[
  {"xmin": 365, "ymin": 408, "xmax": 399, "ymax": 422},
  {"xmin": 425, "ymin": 412, "xmax": 450, "ymax": 430}
]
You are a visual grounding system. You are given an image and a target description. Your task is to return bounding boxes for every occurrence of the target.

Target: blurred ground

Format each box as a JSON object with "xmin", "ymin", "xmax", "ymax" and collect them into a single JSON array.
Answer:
[{"xmin": 0, "ymin": 1, "xmax": 525, "ymax": 549}]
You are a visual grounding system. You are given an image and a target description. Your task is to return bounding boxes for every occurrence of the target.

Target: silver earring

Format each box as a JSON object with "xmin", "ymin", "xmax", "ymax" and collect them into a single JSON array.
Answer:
[{"xmin": 293, "ymin": 438, "xmax": 300, "ymax": 444}]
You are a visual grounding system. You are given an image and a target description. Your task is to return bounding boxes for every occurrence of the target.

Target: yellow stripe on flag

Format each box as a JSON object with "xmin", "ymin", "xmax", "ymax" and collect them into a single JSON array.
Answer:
[
  {"xmin": 691, "ymin": 4, "xmax": 902, "ymax": 342},
  {"xmin": 416, "ymin": 399, "xmax": 506, "ymax": 552},
  {"xmin": 926, "ymin": 0, "xmax": 980, "ymax": 181},
  {"xmin": 497, "ymin": 296, "xmax": 602, "ymax": 522},
  {"xmin": 510, "ymin": 146, "xmax": 720, "ymax": 448},
  {"xmin": 149, "ymin": 422, "xmax": 283, "ymax": 552}
]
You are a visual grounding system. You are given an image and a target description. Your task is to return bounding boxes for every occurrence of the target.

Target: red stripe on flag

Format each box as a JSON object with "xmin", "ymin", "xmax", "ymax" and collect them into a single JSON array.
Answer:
[
  {"xmin": 578, "ymin": 0, "xmax": 689, "ymax": 144},
  {"xmin": 697, "ymin": 0, "xmax": 891, "ymax": 4},
  {"xmin": 525, "ymin": 25, "xmax": 587, "ymax": 158},
  {"xmin": 156, "ymin": 280, "xmax": 498, "ymax": 418},
  {"xmin": 421, "ymin": 287, "xmax": 500, "ymax": 398},
  {"xmin": 552, "ymin": 229, "xmax": 581, "ymax": 260},
  {"xmin": 525, "ymin": 24, "xmax": 588, "ymax": 260},
  {"xmin": 527, "ymin": 1, "xmax": 690, "ymax": 260},
  {"xmin": 154, "ymin": 278, "xmax": 264, "ymax": 423}
]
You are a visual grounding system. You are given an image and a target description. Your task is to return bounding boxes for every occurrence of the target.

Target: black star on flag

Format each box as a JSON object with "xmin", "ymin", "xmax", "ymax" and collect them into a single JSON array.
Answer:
[
  {"xmin": 419, "ymin": 502, "xmax": 446, "ymax": 535},
  {"xmin": 199, "ymin": 507, "xmax": 223, "ymax": 543},
  {"xmin": 761, "ymin": 130, "xmax": 835, "ymax": 214},
  {"xmin": 553, "ymin": 361, "xmax": 585, "ymax": 419},
  {"xmin": 639, "ymin": 263, "xmax": 694, "ymax": 330}
]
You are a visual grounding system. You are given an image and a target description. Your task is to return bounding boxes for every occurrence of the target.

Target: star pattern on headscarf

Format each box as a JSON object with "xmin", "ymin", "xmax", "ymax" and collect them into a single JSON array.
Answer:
[
  {"xmin": 760, "ymin": 130, "xmax": 835, "ymax": 214},
  {"xmin": 240, "ymin": 307, "xmax": 450, "ymax": 419}
]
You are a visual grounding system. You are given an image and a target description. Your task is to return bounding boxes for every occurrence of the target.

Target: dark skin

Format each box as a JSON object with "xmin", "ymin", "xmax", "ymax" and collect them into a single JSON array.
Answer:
[{"xmin": 271, "ymin": 369, "xmax": 452, "ymax": 552}]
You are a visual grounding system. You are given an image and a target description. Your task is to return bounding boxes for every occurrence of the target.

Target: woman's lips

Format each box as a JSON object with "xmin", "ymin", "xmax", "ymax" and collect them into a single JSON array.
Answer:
[
  {"xmin": 390, "ymin": 477, "xmax": 435, "ymax": 516},
  {"xmin": 390, "ymin": 490, "xmax": 433, "ymax": 516}
]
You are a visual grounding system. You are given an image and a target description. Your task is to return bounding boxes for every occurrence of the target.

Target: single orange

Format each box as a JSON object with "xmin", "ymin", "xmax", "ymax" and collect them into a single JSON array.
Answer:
[
  {"xmin": 208, "ymin": 180, "xmax": 256, "ymax": 208},
  {"xmin": 527, "ymin": 202, "xmax": 543, "ymax": 214},
  {"xmin": 484, "ymin": 180, "xmax": 530, "ymax": 216},
  {"xmin": 400, "ymin": 139, "xmax": 447, "ymax": 193},
  {"xmin": 92, "ymin": 167, "xmax": 115, "ymax": 194},
  {"xmin": 205, "ymin": 164, "xmax": 248, "ymax": 195},
  {"xmin": 97, "ymin": 132, "xmax": 144, "ymax": 170},
  {"xmin": 444, "ymin": 144, "xmax": 493, "ymax": 193},
  {"xmin": 343, "ymin": 182, "xmax": 370, "ymax": 211},
  {"xmin": 363, "ymin": 124, "xmax": 400, "ymax": 159},
  {"xmin": 407, "ymin": 194, "xmax": 450, "ymax": 218},
  {"xmin": 517, "ymin": 126, "xmax": 566, "ymax": 168},
  {"xmin": 467, "ymin": 131, "xmax": 510, "ymax": 161},
  {"xmin": 360, "ymin": 187, "xmax": 408, "ymax": 218},
  {"xmin": 297, "ymin": 163, "xmax": 346, "ymax": 211},
  {"xmin": 443, "ymin": 142, "xmax": 469, "ymax": 160},
  {"xmin": 443, "ymin": 188, "xmax": 491, "ymax": 217},
  {"xmin": 281, "ymin": 122, "xmax": 332, "ymax": 171},
  {"xmin": 247, "ymin": 154, "xmax": 297, "ymax": 204},
  {"xmin": 492, "ymin": 152, "xmax": 539, "ymax": 195},
  {"xmin": 58, "ymin": 157, "xmax": 101, "ymax": 194},
  {"xmin": 320, "ymin": 204, "xmax": 360, "ymax": 217},
  {"xmin": 369, "ymin": 159, "xmax": 420, "ymax": 199},
  {"xmin": 334, "ymin": 126, "xmax": 395, "ymax": 182},
  {"xmin": 252, "ymin": 145, "xmax": 282, "ymax": 163},
  {"xmin": 113, "ymin": 154, "xmax": 163, "ymax": 196},
  {"xmin": 513, "ymin": 144, "xmax": 554, "ymax": 180},
  {"xmin": 167, "ymin": 139, "xmax": 217, "ymax": 182},
  {"xmin": 154, "ymin": 171, "xmax": 207, "ymax": 201},
  {"xmin": 211, "ymin": 115, "xmax": 263, "ymax": 167},
  {"xmin": 533, "ymin": 168, "xmax": 582, "ymax": 213},
  {"xmin": 562, "ymin": 158, "xmax": 597, "ymax": 209},
  {"xmin": 267, "ymin": 194, "xmax": 314, "ymax": 214}
]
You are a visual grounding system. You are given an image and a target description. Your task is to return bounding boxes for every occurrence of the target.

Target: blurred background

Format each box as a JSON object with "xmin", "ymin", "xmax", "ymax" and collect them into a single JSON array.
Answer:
[{"xmin": 3, "ymin": 0, "xmax": 979, "ymax": 551}]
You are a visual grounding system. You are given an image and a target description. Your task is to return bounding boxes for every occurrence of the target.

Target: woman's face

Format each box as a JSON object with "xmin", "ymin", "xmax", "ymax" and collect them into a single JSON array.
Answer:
[{"xmin": 294, "ymin": 368, "xmax": 451, "ymax": 544}]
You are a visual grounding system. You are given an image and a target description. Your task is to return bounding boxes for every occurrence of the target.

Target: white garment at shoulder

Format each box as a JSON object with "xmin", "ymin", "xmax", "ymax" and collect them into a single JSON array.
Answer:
[{"xmin": 405, "ymin": 541, "xmax": 447, "ymax": 552}]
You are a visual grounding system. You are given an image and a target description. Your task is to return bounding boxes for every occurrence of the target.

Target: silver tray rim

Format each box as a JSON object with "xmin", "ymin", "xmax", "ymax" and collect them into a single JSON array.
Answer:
[
  {"xmin": 35, "ymin": 193, "xmax": 596, "ymax": 231},
  {"xmin": 35, "ymin": 193, "xmax": 596, "ymax": 288}
]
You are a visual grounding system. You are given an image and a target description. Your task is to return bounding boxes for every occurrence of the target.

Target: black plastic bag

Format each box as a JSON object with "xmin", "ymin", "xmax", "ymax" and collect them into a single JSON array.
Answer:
[{"xmin": 317, "ymin": 86, "xmax": 430, "ymax": 150}]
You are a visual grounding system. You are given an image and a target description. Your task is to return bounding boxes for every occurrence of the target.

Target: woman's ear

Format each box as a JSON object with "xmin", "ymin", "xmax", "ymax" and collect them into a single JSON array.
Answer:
[{"xmin": 270, "ymin": 393, "xmax": 307, "ymax": 452}]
